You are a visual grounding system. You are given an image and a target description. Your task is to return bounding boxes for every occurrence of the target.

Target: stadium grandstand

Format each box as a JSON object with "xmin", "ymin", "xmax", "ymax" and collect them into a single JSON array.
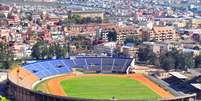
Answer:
[
  {"xmin": 21, "ymin": 57, "xmax": 132, "ymax": 79},
  {"xmin": 152, "ymin": 71, "xmax": 200, "ymax": 100},
  {"xmin": 7, "ymin": 57, "xmax": 197, "ymax": 101}
]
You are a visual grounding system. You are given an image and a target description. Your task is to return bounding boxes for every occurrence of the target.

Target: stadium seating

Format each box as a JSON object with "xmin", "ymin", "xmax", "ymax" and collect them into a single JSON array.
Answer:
[
  {"xmin": 74, "ymin": 58, "xmax": 87, "ymax": 68},
  {"xmin": 85, "ymin": 57, "xmax": 101, "ymax": 72},
  {"xmin": 163, "ymin": 76, "xmax": 184, "ymax": 86},
  {"xmin": 112, "ymin": 58, "xmax": 128, "ymax": 72},
  {"xmin": 62, "ymin": 59, "xmax": 76, "ymax": 67},
  {"xmin": 86, "ymin": 57, "xmax": 101, "ymax": 66},
  {"xmin": 23, "ymin": 60, "xmax": 72, "ymax": 78},
  {"xmin": 101, "ymin": 58, "xmax": 114, "ymax": 72},
  {"xmin": 22, "ymin": 57, "xmax": 133, "ymax": 79}
]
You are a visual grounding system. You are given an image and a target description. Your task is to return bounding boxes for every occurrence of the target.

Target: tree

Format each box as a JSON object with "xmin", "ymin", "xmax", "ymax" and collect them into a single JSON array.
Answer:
[
  {"xmin": 71, "ymin": 15, "xmax": 82, "ymax": 24},
  {"xmin": 0, "ymin": 96, "xmax": 10, "ymax": 101},
  {"xmin": 175, "ymin": 53, "xmax": 185, "ymax": 69},
  {"xmin": 61, "ymin": 14, "xmax": 102, "ymax": 25},
  {"xmin": 160, "ymin": 53, "xmax": 176, "ymax": 71},
  {"xmin": 159, "ymin": 49, "xmax": 195, "ymax": 70},
  {"xmin": 55, "ymin": 44, "xmax": 68, "ymax": 59},
  {"xmin": 0, "ymin": 43, "xmax": 14, "ymax": 69},
  {"xmin": 138, "ymin": 45, "xmax": 157, "ymax": 65},
  {"xmin": 107, "ymin": 29, "xmax": 117, "ymax": 42},
  {"xmin": 147, "ymin": 50, "xmax": 157, "ymax": 65},
  {"xmin": 47, "ymin": 44, "xmax": 55, "ymax": 59},
  {"xmin": 183, "ymin": 53, "xmax": 195, "ymax": 69},
  {"xmin": 62, "ymin": 18, "xmax": 72, "ymax": 30},
  {"xmin": 94, "ymin": 17, "xmax": 102, "ymax": 23},
  {"xmin": 31, "ymin": 40, "xmax": 48, "ymax": 59},
  {"xmin": 31, "ymin": 41, "xmax": 69, "ymax": 59},
  {"xmin": 81, "ymin": 17, "xmax": 92, "ymax": 24},
  {"xmin": 0, "ymin": 13, "xmax": 6, "ymax": 19},
  {"xmin": 195, "ymin": 55, "xmax": 201, "ymax": 68},
  {"xmin": 169, "ymin": 49, "xmax": 195, "ymax": 70},
  {"xmin": 159, "ymin": 49, "xmax": 181, "ymax": 70},
  {"xmin": 124, "ymin": 36, "xmax": 143, "ymax": 46}
]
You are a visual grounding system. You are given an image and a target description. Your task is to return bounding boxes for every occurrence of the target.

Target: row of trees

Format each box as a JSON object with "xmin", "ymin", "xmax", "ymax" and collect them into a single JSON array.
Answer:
[
  {"xmin": 62, "ymin": 15, "xmax": 102, "ymax": 25},
  {"xmin": 138, "ymin": 46, "xmax": 157, "ymax": 65},
  {"xmin": 159, "ymin": 49, "xmax": 195, "ymax": 70},
  {"xmin": 31, "ymin": 41, "xmax": 68, "ymax": 60},
  {"xmin": 138, "ymin": 46, "xmax": 200, "ymax": 71},
  {"xmin": 0, "ymin": 43, "xmax": 14, "ymax": 69}
]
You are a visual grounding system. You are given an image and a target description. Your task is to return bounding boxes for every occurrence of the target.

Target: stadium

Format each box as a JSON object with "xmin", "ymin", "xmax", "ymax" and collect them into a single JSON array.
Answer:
[{"xmin": 7, "ymin": 57, "xmax": 196, "ymax": 101}]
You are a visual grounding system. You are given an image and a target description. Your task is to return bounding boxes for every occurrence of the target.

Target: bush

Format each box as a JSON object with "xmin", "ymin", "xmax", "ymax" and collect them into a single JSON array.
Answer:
[{"xmin": 0, "ymin": 96, "xmax": 10, "ymax": 101}]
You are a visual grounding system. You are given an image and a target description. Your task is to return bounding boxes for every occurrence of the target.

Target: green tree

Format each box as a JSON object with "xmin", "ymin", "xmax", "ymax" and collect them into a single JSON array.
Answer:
[
  {"xmin": 0, "ymin": 96, "xmax": 10, "ymax": 101},
  {"xmin": 160, "ymin": 54, "xmax": 176, "ymax": 71},
  {"xmin": 81, "ymin": 17, "xmax": 92, "ymax": 24},
  {"xmin": 71, "ymin": 15, "xmax": 82, "ymax": 24},
  {"xmin": 183, "ymin": 53, "xmax": 195, "ymax": 69},
  {"xmin": 195, "ymin": 55, "xmax": 201, "ymax": 68},
  {"xmin": 62, "ymin": 14, "xmax": 101, "ymax": 25},
  {"xmin": 169, "ymin": 49, "xmax": 195, "ymax": 70},
  {"xmin": 62, "ymin": 18, "xmax": 72, "ymax": 30},
  {"xmin": 31, "ymin": 40, "xmax": 48, "ymax": 59},
  {"xmin": 55, "ymin": 44, "xmax": 68, "ymax": 59},
  {"xmin": 47, "ymin": 44, "xmax": 55, "ymax": 59},
  {"xmin": 94, "ymin": 17, "xmax": 102, "ymax": 23},
  {"xmin": 0, "ymin": 13, "xmax": 6, "ymax": 19},
  {"xmin": 159, "ymin": 49, "xmax": 195, "ymax": 70},
  {"xmin": 124, "ymin": 36, "xmax": 143, "ymax": 46},
  {"xmin": 138, "ymin": 45, "xmax": 157, "ymax": 65},
  {"xmin": 172, "ymin": 51, "xmax": 184, "ymax": 69},
  {"xmin": 159, "ymin": 49, "xmax": 181, "ymax": 70},
  {"xmin": 107, "ymin": 29, "xmax": 117, "ymax": 42},
  {"xmin": 163, "ymin": 48, "xmax": 183, "ymax": 69},
  {"xmin": 0, "ymin": 43, "xmax": 14, "ymax": 69}
]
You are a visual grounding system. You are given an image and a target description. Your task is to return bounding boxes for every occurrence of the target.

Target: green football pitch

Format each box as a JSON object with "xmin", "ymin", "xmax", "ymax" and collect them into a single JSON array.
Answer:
[{"xmin": 60, "ymin": 76, "xmax": 160, "ymax": 100}]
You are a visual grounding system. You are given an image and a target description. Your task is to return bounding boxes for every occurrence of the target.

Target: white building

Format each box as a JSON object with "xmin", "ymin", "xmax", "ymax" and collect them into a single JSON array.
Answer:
[{"xmin": 94, "ymin": 42, "xmax": 116, "ymax": 56}]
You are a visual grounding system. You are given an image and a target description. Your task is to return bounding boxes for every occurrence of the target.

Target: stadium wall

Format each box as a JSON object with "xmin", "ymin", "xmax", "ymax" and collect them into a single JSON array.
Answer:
[{"xmin": 7, "ymin": 78, "xmax": 196, "ymax": 101}]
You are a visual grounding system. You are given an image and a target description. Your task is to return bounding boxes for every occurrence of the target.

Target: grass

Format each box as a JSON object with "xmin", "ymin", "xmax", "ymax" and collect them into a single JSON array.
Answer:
[{"xmin": 60, "ymin": 76, "xmax": 160, "ymax": 100}]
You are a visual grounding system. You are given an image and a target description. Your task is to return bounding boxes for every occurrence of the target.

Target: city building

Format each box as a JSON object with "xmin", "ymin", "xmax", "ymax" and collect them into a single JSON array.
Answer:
[{"xmin": 150, "ymin": 27, "xmax": 179, "ymax": 41}]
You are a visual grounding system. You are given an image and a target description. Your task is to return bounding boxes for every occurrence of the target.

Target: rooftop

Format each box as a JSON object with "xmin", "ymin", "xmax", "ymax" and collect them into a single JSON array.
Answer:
[
  {"xmin": 191, "ymin": 83, "xmax": 201, "ymax": 90},
  {"xmin": 169, "ymin": 72, "xmax": 188, "ymax": 79}
]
